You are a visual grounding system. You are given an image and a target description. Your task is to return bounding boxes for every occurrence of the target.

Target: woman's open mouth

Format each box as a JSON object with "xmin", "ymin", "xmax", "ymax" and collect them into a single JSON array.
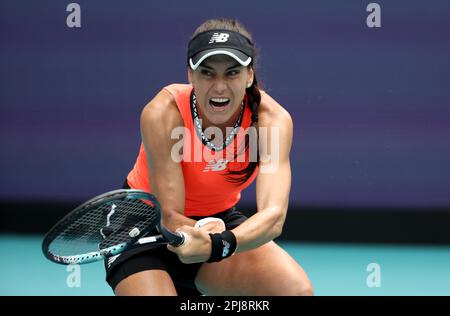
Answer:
[{"xmin": 209, "ymin": 97, "xmax": 230, "ymax": 112}]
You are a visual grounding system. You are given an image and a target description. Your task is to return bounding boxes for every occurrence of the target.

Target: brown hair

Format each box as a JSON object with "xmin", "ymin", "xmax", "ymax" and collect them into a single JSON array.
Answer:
[{"xmin": 191, "ymin": 18, "xmax": 261, "ymax": 184}]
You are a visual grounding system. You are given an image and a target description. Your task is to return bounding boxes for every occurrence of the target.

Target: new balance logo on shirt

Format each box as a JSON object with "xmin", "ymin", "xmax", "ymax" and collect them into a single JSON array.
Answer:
[
  {"xmin": 209, "ymin": 32, "xmax": 230, "ymax": 44},
  {"xmin": 203, "ymin": 159, "xmax": 229, "ymax": 172}
]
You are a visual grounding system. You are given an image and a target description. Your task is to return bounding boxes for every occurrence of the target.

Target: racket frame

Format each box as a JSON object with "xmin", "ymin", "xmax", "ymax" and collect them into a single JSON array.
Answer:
[{"xmin": 42, "ymin": 189, "xmax": 183, "ymax": 265}]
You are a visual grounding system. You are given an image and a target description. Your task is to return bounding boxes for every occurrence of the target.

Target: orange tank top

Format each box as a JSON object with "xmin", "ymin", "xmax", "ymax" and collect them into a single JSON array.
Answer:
[{"xmin": 127, "ymin": 84, "xmax": 259, "ymax": 216}]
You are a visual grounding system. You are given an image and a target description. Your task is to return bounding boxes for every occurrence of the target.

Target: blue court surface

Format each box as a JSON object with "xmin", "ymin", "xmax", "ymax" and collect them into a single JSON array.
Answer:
[{"xmin": 1, "ymin": 234, "xmax": 449, "ymax": 296}]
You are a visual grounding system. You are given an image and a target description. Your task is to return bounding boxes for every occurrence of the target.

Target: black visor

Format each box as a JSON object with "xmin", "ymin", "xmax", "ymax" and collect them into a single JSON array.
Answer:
[{"xmin": 187, "ymin": 30, "xmax": 254, "ymax": 70}]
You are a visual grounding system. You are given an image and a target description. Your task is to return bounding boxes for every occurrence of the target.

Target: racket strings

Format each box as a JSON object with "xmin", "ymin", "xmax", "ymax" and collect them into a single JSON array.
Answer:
[{"xmin": 49, "ymin": 198, "xmax": 158, "ymax": 256}]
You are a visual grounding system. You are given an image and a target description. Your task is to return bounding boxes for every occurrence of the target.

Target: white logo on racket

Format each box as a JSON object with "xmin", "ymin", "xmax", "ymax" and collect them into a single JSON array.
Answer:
[
  {"xmin": 209, "ymin": 32, "xmax": 229, "ymax": 43},
  {"xmin": 100, "ymin": 203, "xmax": 116, "ymax": 239},
  {"xmin": 129, "ymin": 227, "xmax": 140, "ymax": 238}
]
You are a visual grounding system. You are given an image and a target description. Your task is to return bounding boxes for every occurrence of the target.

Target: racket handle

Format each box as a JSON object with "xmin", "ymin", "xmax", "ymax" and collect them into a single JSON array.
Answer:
[
  {"xmin": 174, "ymin": 231, "xmax": 187, "ymax": 247},
  {"xmin": 159, "ymin": 225, "xmax": 186, "ymax": 247}
]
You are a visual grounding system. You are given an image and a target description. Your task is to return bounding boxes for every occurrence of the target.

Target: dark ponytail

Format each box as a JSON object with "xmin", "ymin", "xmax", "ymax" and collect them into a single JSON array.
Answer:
[{"xmin": 226, "ymin": 75, "xmax": 261, "ymax": 184}]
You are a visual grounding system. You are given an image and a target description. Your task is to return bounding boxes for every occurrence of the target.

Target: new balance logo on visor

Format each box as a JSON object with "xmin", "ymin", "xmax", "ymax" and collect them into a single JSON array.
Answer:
[
  {"xmin": 209, "ymin": 32, "xmax": 230, "ymax": 44},
  {"xmin": 203, "ymin": 159, "xmax": 229, "ymax": 172}
]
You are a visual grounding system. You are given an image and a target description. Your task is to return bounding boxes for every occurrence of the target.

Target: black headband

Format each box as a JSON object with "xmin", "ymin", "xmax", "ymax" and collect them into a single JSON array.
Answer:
[{"xmin": 187, "ymin": 29, "xmax": 254, "ymax": 70}]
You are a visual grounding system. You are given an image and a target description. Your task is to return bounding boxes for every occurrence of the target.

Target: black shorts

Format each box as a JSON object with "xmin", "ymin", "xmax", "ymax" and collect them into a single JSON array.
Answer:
[{"xmin": 104, "ymin": 180, "xmax": 248, "ymax": 296}]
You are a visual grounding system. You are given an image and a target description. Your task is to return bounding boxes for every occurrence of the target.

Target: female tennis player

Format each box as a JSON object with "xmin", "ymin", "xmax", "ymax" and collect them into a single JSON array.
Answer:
[{"xmin": 105, "ymin": 18, "xmax": 313, "ymax": 296}]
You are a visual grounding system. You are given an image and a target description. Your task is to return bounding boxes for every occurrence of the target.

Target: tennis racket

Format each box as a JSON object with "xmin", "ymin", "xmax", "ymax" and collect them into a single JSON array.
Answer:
[{"xmin": 42, "ymin": 189, "xmax": 186, "ymax": 265}]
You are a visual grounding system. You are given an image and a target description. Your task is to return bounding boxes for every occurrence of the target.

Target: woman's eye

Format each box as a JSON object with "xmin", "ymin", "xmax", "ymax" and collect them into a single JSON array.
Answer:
[
  {"xmin": 201, "ymin": 70, "xmax": 212, "ymax": 76},
  {"xmin": 228, "ymin": 70, "xmax": 240, "ymax": 76}
]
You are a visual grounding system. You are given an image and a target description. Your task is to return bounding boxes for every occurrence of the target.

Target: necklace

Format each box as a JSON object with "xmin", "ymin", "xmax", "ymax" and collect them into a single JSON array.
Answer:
[{"xmin": 191, "ymin": 92, "xmax": 245, "ymax": 152}]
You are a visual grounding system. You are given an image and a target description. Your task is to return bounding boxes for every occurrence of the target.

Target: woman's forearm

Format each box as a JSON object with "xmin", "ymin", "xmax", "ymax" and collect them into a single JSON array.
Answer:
[
  {"xmin": 162, "ymin": 210, "xmax": 197, "ymax": 232},
  {"xmin": 231, "ymin": 206, "xmax": 286, "ymax": 253}
]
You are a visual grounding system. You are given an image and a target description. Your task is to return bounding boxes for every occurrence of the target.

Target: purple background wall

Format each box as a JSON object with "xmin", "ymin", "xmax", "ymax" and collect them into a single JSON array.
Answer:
[{"xmin": 1, "ymin": 0, "xmax": 449, "ymax": 209}]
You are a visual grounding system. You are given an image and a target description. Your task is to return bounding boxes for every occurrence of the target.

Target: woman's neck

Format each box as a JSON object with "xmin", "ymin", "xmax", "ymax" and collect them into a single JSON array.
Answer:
[{"xmin": 197, "ymin": 105, "xmax": 243, "ymax": 136}]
